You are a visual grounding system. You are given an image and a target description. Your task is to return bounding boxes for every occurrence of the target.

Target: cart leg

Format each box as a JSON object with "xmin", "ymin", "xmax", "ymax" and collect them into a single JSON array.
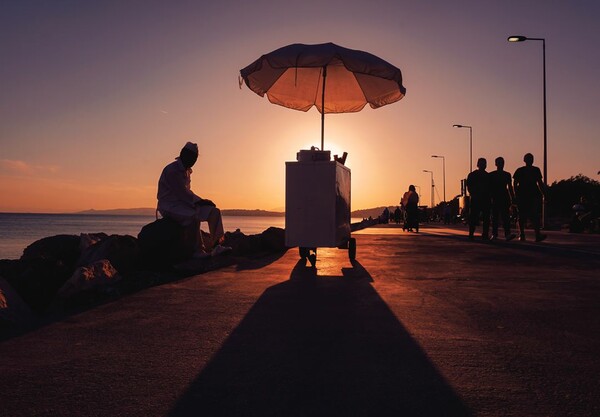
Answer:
[
  {"xmin": 299, "ymin": 247, "xmax": 309, "ymax": 260},
  {"xmin": 348, "ymin": 238, "xmax": 356, "ymax": 261},
  {"xmin": 308, "ymin": 248, "xmax": 317, "ymax": 267}
]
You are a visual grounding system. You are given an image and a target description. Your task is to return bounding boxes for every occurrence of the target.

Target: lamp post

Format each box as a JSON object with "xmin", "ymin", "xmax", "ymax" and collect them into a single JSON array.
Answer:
[
  {"xmin": 508, "ymin": 35, "xmax": 547, "ymax": 228},
  {"xmin": 453, "ymin": 124, "xmax": 473, "ymax": 173},
  {"xmin": 423, "ymin": 170, "xmax": 434, "ymax": 209},
  {"xmin": 431, "ymin": 155, "xmax": 446, "ymax": 202},
  {"xmin": 507, "ymin": 35, "xmax": 547, "ymax": 187}
]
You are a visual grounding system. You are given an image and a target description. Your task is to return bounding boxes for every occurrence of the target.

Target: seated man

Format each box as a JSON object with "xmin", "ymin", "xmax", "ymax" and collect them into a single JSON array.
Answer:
[{"xmin": 157, "ymin": 142, "xmax": 231, "ymax": 257}]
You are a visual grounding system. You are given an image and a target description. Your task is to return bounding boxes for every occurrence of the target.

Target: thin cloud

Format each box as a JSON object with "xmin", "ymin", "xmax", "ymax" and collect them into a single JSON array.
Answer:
[{"xmin": 0, "ymin": 159, "xmax": 60, "ymax": 176}]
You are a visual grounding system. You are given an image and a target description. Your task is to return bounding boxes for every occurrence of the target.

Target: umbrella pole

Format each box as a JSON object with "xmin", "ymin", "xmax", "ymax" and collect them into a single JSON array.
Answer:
[{"xmin": 321, "ymin": 66, "xmax": 327, "ymax": 151}]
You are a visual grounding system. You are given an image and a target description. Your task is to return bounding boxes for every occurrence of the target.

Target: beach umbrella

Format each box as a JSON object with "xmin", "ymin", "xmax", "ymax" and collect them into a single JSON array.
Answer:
[{"xmin": 239, "ymin": 42, "xmax": 406, "ymax": 150}]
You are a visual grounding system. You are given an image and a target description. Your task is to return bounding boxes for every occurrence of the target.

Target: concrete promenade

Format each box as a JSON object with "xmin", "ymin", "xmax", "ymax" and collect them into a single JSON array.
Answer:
[{"xmin": 1, "ymin": 224, "xmax": 599, "ymax": 417}]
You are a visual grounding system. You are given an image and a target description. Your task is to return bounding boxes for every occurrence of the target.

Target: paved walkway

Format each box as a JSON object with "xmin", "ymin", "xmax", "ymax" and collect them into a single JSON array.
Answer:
[{"xmin": 1, "ymin": 224, "xmax": 599, "ymax": 417}]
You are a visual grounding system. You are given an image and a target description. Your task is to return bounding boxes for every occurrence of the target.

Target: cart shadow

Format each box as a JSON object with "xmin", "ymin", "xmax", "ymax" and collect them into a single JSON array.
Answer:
[{"xmin": 168, "ymin": 260, "xmax": 472, "ymax": 417}]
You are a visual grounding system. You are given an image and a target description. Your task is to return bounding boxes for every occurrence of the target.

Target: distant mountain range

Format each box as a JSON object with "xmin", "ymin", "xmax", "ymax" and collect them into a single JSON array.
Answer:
[
  {"xmin": 76, "ymin": 208, "xmax": 286, "ymax": 217},
  {"xmin": 351, "ymin": 206, "xmax": 395, "ymax": 219},
  {"xmin": 76, "ymin": 206, "xmax": 392, "ymax": 218},
  {"xmin": 76, "ymin": 208, "xmax": 158, "ymax": 216}
]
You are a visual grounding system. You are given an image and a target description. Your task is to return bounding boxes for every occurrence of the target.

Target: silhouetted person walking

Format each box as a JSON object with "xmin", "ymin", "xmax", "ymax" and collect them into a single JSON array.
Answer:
[
  {"xmin": 401, "ymin": 185, "xmax": 419, "ymax": 232},
  {"xmin": 381, "ymin": 207, "xmax": 390, "ymax": 224},
  {"xmin": 513, "ymin": 153, "xmax": 547, "ymax": 242},
  {"xmin": 157, "ymin": 142, "xmax": 232, "ymax": 257},
  {"xmin": 394, "ymin": 206, "xmax": 401, "ymax": 224},
  {"xmin": 443, "ymin": 203, "xmax": 452, "ymax": 225},
  {"xmin": 489, "ymin": 157, "xmax": 516, "ymax": 241},
  {"xmin": 466, "ymin": 158, "xmax": 491, "ymax": 240}
]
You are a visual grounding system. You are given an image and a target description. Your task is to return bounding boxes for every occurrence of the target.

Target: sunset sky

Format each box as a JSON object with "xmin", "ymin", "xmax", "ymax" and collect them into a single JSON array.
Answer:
[{"xmin": 1, "ymin": 1, "xmax": 599, "ymax": 213}]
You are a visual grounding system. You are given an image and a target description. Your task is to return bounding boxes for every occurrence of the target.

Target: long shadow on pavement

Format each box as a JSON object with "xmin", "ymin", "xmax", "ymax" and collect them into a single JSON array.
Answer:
[
  {"xmin": 168, "ymin": 260, "xmax": 472, "ymax": 417},
  {"xmin": 413, "ymin": 229, "xmax": 600, "ymax": 260}
]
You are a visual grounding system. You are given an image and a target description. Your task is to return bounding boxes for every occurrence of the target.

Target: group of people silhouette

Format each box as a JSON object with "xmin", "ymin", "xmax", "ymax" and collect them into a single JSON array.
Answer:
[
  {"xmin": 467, "ymin": 152, "xmax": 546, "ymax": 242},
  {"xmin": 400, "ymin": 185, "xmax": 420, "ymax": 232}
]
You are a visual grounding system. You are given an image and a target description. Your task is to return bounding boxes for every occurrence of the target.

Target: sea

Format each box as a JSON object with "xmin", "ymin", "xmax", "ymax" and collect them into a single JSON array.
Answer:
[{"xmin": 0, "ymin": 213, "xmax": 362, "ymax": 260}]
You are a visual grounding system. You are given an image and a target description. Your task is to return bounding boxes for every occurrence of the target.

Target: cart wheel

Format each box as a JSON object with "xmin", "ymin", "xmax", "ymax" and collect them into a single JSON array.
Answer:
[
  {"xmin": 299, "ymin": 247, "xmax": 309, "ymax": 260},
  {"xmin": 348, "ymin": 238, "xmax": 356, "ymax": 261}
]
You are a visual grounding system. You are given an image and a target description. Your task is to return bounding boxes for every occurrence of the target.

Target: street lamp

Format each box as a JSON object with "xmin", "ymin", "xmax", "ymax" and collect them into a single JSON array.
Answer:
[
  {"xmin": 507, "ymin": 35, "xmax": 547, "ymax": 188},
  {"xmin": 453, "ymin": 124, "xmax": 473, "ymax": 173},
  {"xmin": 431, "ymin": 155, "xmax": 446, "ymax": 202},
  {"xmin": 423, "ymin": 170, "xmax": 434, "ymax": 209}
]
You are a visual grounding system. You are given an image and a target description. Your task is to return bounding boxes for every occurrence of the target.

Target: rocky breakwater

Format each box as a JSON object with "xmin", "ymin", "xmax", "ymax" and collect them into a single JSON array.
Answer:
[{"xmin": 0, "ymin": 224, "xmax": 286, "ymax": 335}]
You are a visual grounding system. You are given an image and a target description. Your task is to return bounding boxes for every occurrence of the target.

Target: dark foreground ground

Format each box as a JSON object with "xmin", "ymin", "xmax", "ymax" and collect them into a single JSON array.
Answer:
[{"xmin": 1, "ymin": 224, "xmax": 599, "ymax": 417}]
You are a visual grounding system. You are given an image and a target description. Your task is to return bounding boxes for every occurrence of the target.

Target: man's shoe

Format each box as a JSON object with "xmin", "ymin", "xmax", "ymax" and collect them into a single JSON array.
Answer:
[
  {"xmin": 519, "ymin": 235, "xmax": 526, "ymax": 241},
  {"xmin": 505, "ymin": 234, "xmax": 517, "ymax": 242},
  {"xmin": 535, "ymin": 234, "xmax": 547, "ymax": 243},
  {"xmin": 490, "ymin": 235, "xmax": 497, "ymax": 241},
  {"xmin": 211, "ymin": 245, "xmax": 232, "ymax": 257}
]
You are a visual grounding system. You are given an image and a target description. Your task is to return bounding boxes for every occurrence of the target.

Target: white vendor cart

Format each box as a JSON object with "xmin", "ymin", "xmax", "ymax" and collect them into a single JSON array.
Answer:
[
  {"xmin": 240, "ymin": 44, "xmax": 406, "ymax": 267},
  {"xmin": 285, "ymin": 148, "xmax": 356, "ymax": 266}
]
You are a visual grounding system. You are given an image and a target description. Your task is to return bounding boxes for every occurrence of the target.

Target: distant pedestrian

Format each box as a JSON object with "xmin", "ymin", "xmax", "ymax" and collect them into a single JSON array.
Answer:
[
  {"xmin": 489, "ymin": 157, "xmax": 517, "ymax": 241},
  {"xmin": 513, "ymin": 153, "xmax": 547, "ymax": 242},
  {"xmin": 394, "ymin": 206, "xmax": 401, "ymax": 224},
  {"xmin": 466, "ymin": 158, "xmax": 491, "ymax": 240},
  {"xmin": 443, "ymin": 203, "xmax": 452, "ymax": 225},
  {"xmin": 401, "ymin": 185, "xmax": 419, "ymax": 232},
  {"xmin": 381, "ymin": 207, "xmax": 390, "ymax": 224}
]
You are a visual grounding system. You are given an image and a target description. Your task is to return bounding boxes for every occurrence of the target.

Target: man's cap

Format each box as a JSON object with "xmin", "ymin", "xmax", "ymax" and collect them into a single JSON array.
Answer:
[{"xmin": 183, "ymin": 141, "xmax": 198, "ymax": 154}]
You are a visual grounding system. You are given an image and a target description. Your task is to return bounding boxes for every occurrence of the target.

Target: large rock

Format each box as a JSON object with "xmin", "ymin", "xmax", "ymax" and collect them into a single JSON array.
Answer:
[
  {"xmin": 138, "ymin": 218, "xmax": 195, "ymax": 265},
  {"xmin": 0, "ymin": 258, "xmax": 73, "ymax": 313},
  {"xmin": 0, "ymin": 277, "xmax": 35, "ymax": 330},
  {"xmin": 260, "ymin": 227, "xmax": 286, "ymax": 252},
  {"xmin": 221, "ymin": 227, "xmax": 286, "ymax": 257},
  {"xmin": 223, "ymin": 230, "xmax": 262, "ymax": 256},
  {"xmin": 0, "ymin": 260, "xmax": 22, "ymax": 284},
  {"xmin": 79, "ymin": 232, "xmax": 109, "ymax": 252},
  {"xmin": 57, "ymin": 259, "xmax": 121, "ymax": 300},
  {"xmin": 21, "ymin": 234, "xmax": 81, "ymax": 268},
  {"xmin": 78, "ymin": 234, "xmax": 141, "ymax": 274}
]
